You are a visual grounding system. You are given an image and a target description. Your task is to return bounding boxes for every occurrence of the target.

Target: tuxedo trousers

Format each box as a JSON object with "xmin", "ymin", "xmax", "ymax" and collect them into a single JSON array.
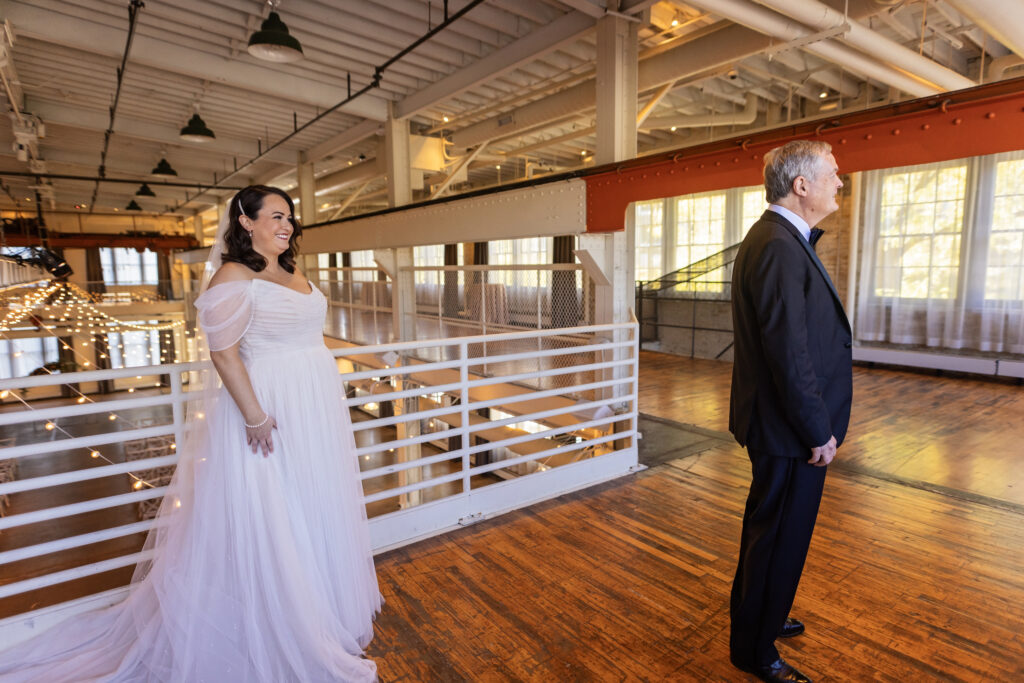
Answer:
[{"xmin": 729, "ymin": 450, "xmax": 827, "ymax": 667}]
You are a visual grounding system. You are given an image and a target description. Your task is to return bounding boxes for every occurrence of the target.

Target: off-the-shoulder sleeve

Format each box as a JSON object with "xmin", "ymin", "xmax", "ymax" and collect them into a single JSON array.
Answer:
[{"xmin": 194, "ymin": 280, "xmax": 255, "ymax": 351}]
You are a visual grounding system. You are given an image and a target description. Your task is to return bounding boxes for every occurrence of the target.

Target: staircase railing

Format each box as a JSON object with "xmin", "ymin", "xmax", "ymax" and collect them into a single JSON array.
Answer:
[{"xmin": 635, "ymin": 243, "xmax": 740, "ymax": 355}]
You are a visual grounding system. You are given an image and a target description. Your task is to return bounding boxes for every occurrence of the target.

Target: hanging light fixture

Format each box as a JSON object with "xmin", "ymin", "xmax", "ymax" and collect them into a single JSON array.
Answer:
[
  {"xmin": 151, "ymin": 158, "xmax": 177, "ymax": 177},
  {"xmin": 135, "ymin": 183, "xmax": 156, "ymax": 197},
  {"xmin": 248, "ymin": 1, "xmax": 304, "ymax": 63},
  {"xmin": 125, "ymin": 199, "xmax": 142, "ymax": 211},
  {"xmin": 180, "ymin": 112, "xmax": 216, "ymax": 142}
]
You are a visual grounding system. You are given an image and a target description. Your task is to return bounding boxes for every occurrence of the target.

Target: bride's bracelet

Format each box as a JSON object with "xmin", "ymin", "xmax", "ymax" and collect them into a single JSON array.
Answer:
[{"xmin": 244, "ymin": 413, "xmax": 269, "ymax": 429}]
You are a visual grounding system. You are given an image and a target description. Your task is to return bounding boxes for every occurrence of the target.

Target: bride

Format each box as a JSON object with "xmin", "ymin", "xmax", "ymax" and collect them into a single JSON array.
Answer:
[{"xmin": 0, "ymin": 185, "xmax": 382, "ymax": 682}]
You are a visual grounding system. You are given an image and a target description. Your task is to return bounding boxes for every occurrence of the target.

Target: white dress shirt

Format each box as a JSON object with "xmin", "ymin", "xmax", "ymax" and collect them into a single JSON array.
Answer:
[{"xmin": 767, "ymin": 204, "xmax": 810, "ymax": 242}]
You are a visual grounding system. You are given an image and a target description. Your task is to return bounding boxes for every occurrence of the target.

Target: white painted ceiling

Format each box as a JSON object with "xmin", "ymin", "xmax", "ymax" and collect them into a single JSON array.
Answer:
[{"xmin": 0, "ymin": 0, "xmax": 1019, "ymax": 231}]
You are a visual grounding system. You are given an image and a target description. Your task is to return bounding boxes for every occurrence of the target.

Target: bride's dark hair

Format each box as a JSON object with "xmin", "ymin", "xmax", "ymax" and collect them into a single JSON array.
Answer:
[{"xmin": 220, "ymin": 185, "xmax": 302, "ymax": 273}]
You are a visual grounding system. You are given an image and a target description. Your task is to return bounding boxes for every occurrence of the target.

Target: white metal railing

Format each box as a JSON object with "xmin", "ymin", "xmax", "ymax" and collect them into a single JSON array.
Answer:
[
  {"xmin": 310, "ymin": 266, "xmax": 394, "ymax": 346},
  {"xmin": 402, "ymin": 264, "xmax": 593, "ymax": 337},
  {"xmin": 0, "ymin": 320, "xmax": 638, "ymax": 633}
]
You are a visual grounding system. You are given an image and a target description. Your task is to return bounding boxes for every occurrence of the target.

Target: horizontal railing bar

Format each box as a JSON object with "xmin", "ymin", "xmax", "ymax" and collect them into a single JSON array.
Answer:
[
  {"xmin": 347, "ymin": 372, "xmax": 633, "ymax": 431},
  {"xmin": 0, "ymin": 520, "xmax": 154, "ymax": 566},
  {"xmin": 0, "ymin": 362, "xmax": 203, "ymax": 391},
  {"xmin": 0, "ymin": 454, "xmax": 179, "ymax": 496},
  {"xmin": 342, "ymin": 357, "xmax": 466, "ymax": 382},
  {"xmin": 401, "ymin": 264, "xmax": 582, "ymax": 272},
  {"xmin": 362, "ymin": 470, "xmax": 465, "ymax": 504},
  {"xmin": 359, "ymin": 449, "xmax": 464, "ymax": 481},
  {"xmin": 460, "ymin": 413, "xmax": 625, "ymax": 459},
  {"xmin": 471, "ymin": 431, "xmax": 633, "ymax": 476},
  {"xmin": 462, "ymin": 358, "xmax": 634, "ymax": 391},
  {"xmin": 331, "ymin": 322, "xmax": 637, "ymax": 357},
  {"xmin": 354, "ymin": 425, "xmax": 462, "ymax": 456},
  {"xmin": 347, "ymin": 357, "xmax": 633, "ymax": 408},
  {"xmin": 347, "ymin": 380, "xmax": 465, "ymax": 407},
  {"xmin": 0, "ymin": 394, "xmax": 183, "ymax": 427},
  {"xmin": 466, "ymin": 376, "xmax": 632, "ymax": 412},
  {"xmin": 0, "ymin": 487, "xmax": 167, "ymax": 531},
  {"xmin": 464, "ymin": 340, "xmax": 632, "ymax": 367},
  {"xmin": 0, "ymin": 424, "xmax": 176, "ymax": 461},
  {"xmin": 0, "ymin": 550, "xmax": 154, "ymax": 600},
  {"xmin": 349, "ymin": 403, "xmax": 464, "ymax": 432},
  {"xmin": 352, "ymin": 395, "xmax": 625, "ymax": 456}
]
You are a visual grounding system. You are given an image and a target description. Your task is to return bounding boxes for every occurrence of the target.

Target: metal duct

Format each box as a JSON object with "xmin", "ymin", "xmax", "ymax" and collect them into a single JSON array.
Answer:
[
  {"xmin": 450, "ymin": 23, "xmax": 774, "ymax": 149},
  {"xmin": 755, "ymin": 0, "xmax": 975, "ymax": 92},
  {"xmin": 640, "ymin": 92, "xmax": 759, "ymax": 130},
  {"xmin": 945, "ymin": 0, "xmax": 1024, "ymax": 60},
  {"xmin": 687, "ymin": 0, "xmax": 938, "ymax": 97}
]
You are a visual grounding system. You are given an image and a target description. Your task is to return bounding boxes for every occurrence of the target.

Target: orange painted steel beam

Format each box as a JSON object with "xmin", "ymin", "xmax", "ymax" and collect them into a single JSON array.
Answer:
[{"xmin": 584, "ymin": 78, "xmax": 1024, "ymax": 232}]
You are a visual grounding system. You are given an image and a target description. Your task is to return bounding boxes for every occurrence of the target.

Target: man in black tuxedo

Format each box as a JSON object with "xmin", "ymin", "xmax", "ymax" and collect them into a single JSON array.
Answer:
[{"xmin": 728, "ymin": 140, "xmax": 852, "ymax": 683}]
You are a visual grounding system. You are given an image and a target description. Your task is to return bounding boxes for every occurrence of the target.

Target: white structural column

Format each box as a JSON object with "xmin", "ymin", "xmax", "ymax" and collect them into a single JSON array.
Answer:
[
  {"xmin": 296, "ymin": 151, "xmax": 319, "ymax": 276},
  {"xmin": 580, "ymin": 9, "xmax": 638, "ymax": 403},
  {"xmin": 594, "ymin": 12, "xmax": 638, "ymax": 166},
  {"xmin": 378, "ymin": 102, "xmax": 421, "ymax": 508},
  {"xmin": 296, "ymin": 151, "xmax": 316, "ymax": 225}
]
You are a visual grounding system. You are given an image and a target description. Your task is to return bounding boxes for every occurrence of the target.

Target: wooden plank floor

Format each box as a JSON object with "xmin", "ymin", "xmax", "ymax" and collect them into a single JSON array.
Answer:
[
  {"xmin": 365, "ymin": 351, "xmax": 1024, "ymax": 681},
  {"xmin": 637, "ymin": 351, "xmax": 1024, "ymax": 507},
  {"xmin": 368, "ymin": 445, "xmax": 1024, "ymax": 682}
]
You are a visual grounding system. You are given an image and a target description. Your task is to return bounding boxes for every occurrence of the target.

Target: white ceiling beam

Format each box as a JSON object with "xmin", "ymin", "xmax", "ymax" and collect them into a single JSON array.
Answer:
[
  {"xmin": 26, "ymin": 99, "xmax": 296, "ymax": 166},
  {"xmin": 4, "ymin": 2, "xmax": 387, "ymax": 121},
  {"xmin": 394, "ymin": 11, "xmax": 596, "ymax": 119},
  {"xmin": 305, "ymin": 120, "xmax": 382, "ymax": 164}
]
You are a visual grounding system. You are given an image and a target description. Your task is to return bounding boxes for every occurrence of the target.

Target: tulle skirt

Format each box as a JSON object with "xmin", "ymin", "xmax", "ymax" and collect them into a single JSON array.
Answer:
[{"xmin": 0, "ymin": 344, "xmax": 381, "ymax": 682}]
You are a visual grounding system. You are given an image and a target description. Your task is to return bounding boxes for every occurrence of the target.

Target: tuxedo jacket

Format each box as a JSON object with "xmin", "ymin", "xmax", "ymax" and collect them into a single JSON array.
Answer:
[{"xmin": 729, "ymin": 210, "xmax": 853, "ymax": 457}]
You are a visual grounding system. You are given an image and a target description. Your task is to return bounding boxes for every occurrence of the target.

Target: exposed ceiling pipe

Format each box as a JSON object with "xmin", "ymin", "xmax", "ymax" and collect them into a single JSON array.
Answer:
[
  {"xmin": 988, "ymin": 54, "xmax": 1024, "ymax": 81},
  {"xmin": 944, "ymin": 0, "xmax": 1024, "ymax": 60},
  {"xmin": 451, "ymin": 23, "xmax": 776, "ymax": 148},
  {"xmin": 641, "ymin": 92, "xmax": 759, "ymax": 130},
  {"xmin": 685, "ymin": 0, "xmax": 938, "ymax": 97},
  {"xmin": 753, "ymin": 0, "xmax": 975, "ymax": 92}
]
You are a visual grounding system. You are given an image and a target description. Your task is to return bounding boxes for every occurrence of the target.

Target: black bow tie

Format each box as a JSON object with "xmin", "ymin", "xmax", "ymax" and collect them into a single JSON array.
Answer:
[{"xmin": 809, "ymin": 228, "xmax": 825, "ymax": 248}]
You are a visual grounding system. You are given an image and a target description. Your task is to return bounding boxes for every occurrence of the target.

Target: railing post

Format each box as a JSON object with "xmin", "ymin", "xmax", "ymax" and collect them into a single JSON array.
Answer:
[
  {"xmin": 459, "ymin": 341, "xmax": 471, "ymax": 494},
  {"xmin": 170, "ymin": 369, "xmax": 185, "ymax": 451}
]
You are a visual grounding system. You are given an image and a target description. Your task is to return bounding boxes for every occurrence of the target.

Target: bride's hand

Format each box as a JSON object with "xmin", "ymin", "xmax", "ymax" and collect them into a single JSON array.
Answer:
[{"xmin": 245, "ymin": 414, "xmax": 278, "ymax": 457}]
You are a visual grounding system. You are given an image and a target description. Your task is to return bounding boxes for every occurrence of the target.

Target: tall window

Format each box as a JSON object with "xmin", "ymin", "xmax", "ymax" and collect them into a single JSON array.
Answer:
[
  {"xmin": 677, "ymin": 192, "xmax": 725, "ymax": 266},
  {"xmin": 633, "ymin": 186, "xmax": 761, "ymax": 293},
  {"xmin": 741, "ymin": 187, "xmax": 767, "ymax": 237},
  {"xmin": 100, "ymin": 248, "xmax": 159, "ymax": 285},
  {"xmin": 413, "ymin": 245, "xmax": 444, "ymax": 285},
  {"xmin": 985, "ymin": 157, "xmax": 1024, "ymax": 301},
  {"xmin": 874, "ymin": 163, "xmax": 967, "ymax": 299},
  {"xmin": 349, "ymin": 250, "xmax": 376, "ymax": 282},
  {"xmin": 489, "ymin": 238, "xmax": 551, "ymax": 287},
  {"xmin": 635, "ymin": 200, "xmax": 664, "ymax": 282},
  {"xmin": 858, "ymin": 151, "xmax": 1024, "ymax": 353},
  {"xmin": 107, "ymin": 328, "xmax": 161, "ymax": 368},
  {"xmin": 0, "ymin": 337, "xmax": 60, "ymax": 379}
]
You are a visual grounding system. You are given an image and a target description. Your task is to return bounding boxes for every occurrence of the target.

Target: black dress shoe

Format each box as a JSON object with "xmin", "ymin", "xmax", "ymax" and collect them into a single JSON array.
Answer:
[
  {"xmin": 779, "ymin": 617, "xmax": 805, "ymax": 638},
  {"xmin": 751, "ymin": 658, "xmax": 812, "ymax": 683}
]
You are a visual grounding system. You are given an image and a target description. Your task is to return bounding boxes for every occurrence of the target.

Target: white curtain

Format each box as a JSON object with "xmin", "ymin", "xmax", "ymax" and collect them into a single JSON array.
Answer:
[{"xmin": 857, "ymin": 151, "xmax": 1024, "ymax": 354}]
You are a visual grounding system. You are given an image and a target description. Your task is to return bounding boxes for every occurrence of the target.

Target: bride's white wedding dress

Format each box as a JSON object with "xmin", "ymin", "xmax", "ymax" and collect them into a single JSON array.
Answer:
[{"xmin": 0, "ymin": 279, "xmax": 381, "ymax": 682}]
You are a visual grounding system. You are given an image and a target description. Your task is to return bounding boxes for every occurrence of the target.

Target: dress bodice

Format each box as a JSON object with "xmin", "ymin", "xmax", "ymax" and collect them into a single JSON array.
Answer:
[{"xmin": 239, "ymin": 279, "xmax": 327, "ymax": 359}]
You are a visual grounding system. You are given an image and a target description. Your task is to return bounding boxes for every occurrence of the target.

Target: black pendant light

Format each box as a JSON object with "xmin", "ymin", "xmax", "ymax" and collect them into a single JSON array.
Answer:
[
  {"xmin": 152, "ymin": 158, "xmax": 177, "ymax": 177},
  {"xmin": 135, "ymin": 183, "xmax": 156, "ymax": 197},
  {"xmin": 180, "ymin": 113, "xmax": 216, "ymax": 142},
  {"xmin": 125, "ymin": 199, "xmax": 142, "ymax": 211},
  {"xmin": 248, "ymin": 10, "xmax": 304, "ymax": 63}
]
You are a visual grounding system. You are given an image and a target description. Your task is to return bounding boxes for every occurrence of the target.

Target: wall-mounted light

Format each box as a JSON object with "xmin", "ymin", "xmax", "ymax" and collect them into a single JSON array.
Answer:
[
  {"xmin": 180, "ymin": 113, "xmax": 216, "ymax": 142},
  {"xmin": 248, "ymin": 5, "xmax": 304, "ymax": 63}
]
